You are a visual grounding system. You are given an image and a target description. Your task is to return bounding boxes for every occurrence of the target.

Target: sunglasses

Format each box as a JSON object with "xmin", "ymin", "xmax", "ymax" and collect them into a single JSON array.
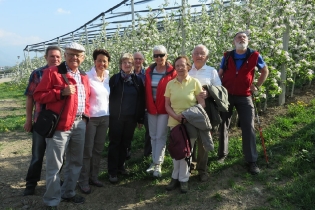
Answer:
[{"xmin": 153, "ymin": 54, "xmax": 166, "ymax": 58}]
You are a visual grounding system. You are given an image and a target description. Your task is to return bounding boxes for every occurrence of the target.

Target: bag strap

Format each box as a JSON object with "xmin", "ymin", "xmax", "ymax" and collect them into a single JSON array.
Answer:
[
  {"xmin": 52, "ymin": 74, "xmax": 70, "ymax": 129},
  {"xmin": 181, "ymin": 118, "xmax": 192, "ymax": 173}
]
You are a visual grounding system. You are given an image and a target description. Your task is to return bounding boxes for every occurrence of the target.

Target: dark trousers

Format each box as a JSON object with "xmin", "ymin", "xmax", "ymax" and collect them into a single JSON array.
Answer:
[
  {"xmin": 108, "ymin": 116, "xmax": 137, "ymax": 176},
  {"xmin": 218, "ymin": 95, "xmax": 258, "ymax": 162},
  {"xmin": 143, "ymin": 111, "xmax": 152, "ymax": 157},
  {"xmin": 25, "ymin": 131, "xmax": 46, "ymax": 187}
]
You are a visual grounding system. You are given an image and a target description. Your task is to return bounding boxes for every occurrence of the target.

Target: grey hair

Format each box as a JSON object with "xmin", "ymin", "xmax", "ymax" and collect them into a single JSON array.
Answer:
[
  {"xmin": 153, "ymin": 45, "xmax": 167, "ymax": 54},
  {"xmin": 45, "ymin": 46, "xmax": 62, "ymax": 56},
  {"xmin": 119, "ymin": 53, "xmax": 134, "ymax": 69},
  {"xmin": 192, "ymin": 44, "xmax": 209, "ymax": 56},
  {"xmin": 133, "ymin": 52, "xmax": 145, "ymax": 60}
]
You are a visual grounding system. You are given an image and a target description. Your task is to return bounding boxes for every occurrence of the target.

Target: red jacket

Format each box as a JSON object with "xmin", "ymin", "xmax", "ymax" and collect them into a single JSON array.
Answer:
[
  {"xmin": 145, "ymin": 62, "xmax": 176, "ymax": 114},
  {"xmin": 33, "ymin": 62, "xmax": 90, "ymax": 131},
  {"xmin": 222, "ymin": 49, "xmax": 259, "ymax": 96}
]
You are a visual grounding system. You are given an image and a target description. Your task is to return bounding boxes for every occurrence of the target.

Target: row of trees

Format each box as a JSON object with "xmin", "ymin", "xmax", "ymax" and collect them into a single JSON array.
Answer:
[{"xmin": 13, "ymin": 0, "xmax": 315, "ymax": 107}]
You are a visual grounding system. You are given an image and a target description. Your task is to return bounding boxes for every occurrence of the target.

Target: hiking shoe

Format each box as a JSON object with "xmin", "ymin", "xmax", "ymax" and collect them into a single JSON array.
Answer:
[
  {"xmin": 153, "ymin": 164, "xmax": 162, "ymax": 177},
  {"xmin": 109, "ymin": 175, "xmax": 118, "ymax": 184},
  {"xmin": 166, "ymin": 178, "xmax": 179, "ymax": 191},
  {"xmin": 61, "ymin": 194, "xmax": 85, "ymax": 204},
  {"xmin": 199, "ymin": 173, "xmax": 209, "ymax": 182},
  {"xmin": 249, "ymin": 162, "xmax": 260, "ymax": 175},
  {"xmin": 78, "ymin": 184, "xmax": 91, "ymax": 194},
  {"xmin": 146, "ymin": 163, "xmax": 155, "ymax": 173},
  {"xmin": 217, "ymin": 156, "xmax": 227, "ymax": 164},
  {"xmin": 23, "ymin": 186, "xmax": 35, "ymax": 196},
  {"xmin": 180, "ymin": 181, "xmax": 188, "ymax": 193},
  {"xmin": 89, "ymin": 179, "xmax": 103, "ymax": 187}
]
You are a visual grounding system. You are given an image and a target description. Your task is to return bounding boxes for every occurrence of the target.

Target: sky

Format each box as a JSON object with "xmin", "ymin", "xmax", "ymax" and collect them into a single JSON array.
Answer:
[{"xmin": 0, "ymin": 0, "xmax": 205, "ymax": 67}]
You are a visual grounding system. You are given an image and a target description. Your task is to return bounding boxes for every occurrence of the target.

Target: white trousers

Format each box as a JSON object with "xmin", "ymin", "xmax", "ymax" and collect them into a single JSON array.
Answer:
[{"xmin": 148, "ymin": 113, "xmax": 169, "ymax": 165}]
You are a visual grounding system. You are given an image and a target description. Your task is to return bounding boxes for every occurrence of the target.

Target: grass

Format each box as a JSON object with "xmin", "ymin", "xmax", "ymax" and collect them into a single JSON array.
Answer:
[
  {"xmin": 99, "ymin": 98, "xmax": 315, "ymax": 209},
  {"xmin": 0, "ymin": 82, "xmax": 26, "ymax": 132},
  {"xmin": 1, "ymin": 81, "xmax": 315, "ymax": 209}
]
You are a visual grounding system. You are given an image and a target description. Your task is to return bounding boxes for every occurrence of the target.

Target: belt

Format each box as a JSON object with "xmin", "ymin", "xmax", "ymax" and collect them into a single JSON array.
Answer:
[{"xmin": 75, "ymin": 115, "xmax": 82, "ymax": 121}]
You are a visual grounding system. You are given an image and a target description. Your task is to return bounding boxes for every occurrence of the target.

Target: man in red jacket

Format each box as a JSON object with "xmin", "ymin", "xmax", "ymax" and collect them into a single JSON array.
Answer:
[
  {"xmin": 34, "ymin": 42, "xmax": 90, "ymax": 209},
  {"xmin": 218, "ymin": 31, "xmax": 269, "ymax": 175}
]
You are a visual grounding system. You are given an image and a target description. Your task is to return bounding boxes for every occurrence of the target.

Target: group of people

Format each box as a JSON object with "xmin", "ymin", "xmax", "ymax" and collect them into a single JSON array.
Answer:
[{"xmin": 22, "ymin": 31, "xmax": 268, "ymax": 209}]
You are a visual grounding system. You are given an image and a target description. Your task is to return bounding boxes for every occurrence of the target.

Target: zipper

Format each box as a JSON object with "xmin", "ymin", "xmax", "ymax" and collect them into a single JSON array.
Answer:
[{"xmin": 118, "ymin": 80, "xmax": 124, "ymax": 120}]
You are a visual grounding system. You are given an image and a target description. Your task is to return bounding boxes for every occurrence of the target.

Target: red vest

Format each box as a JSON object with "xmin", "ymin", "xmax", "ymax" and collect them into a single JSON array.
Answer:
[
  {"xmin": 145, "ymin": 63, "xmax": 176, "ymax": 114},
  {"xmin": 222, "ymin": 49, "xmax": 259, "ymax": 96}
]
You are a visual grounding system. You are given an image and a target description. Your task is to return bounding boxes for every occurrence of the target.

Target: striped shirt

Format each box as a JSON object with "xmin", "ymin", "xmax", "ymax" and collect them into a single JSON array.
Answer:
[
  {"xmin": 65, "ymin": 63, "xmax": 86, "ymax": 116},
  {"xmin": 151, "ymin": 68, "xmax": 165, "ymax": 101}
]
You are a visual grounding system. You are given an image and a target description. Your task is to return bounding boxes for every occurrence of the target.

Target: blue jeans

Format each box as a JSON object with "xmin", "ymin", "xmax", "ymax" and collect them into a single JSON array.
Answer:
[{"xmin": 25, "ymin": 130, "xmax": 46, "ymax": 187}]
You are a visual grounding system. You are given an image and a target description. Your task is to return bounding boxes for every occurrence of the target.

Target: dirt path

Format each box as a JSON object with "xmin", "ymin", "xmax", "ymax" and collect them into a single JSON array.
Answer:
[{"xmin": 1, "ymin": 84, "xmax": 315, "ymax": 209}]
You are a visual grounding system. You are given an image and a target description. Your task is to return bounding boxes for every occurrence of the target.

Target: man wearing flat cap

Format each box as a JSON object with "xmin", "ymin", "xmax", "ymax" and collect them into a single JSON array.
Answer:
[{"xmin": 34, "ymin": 42, "xmax": 90, "ymax": 208}]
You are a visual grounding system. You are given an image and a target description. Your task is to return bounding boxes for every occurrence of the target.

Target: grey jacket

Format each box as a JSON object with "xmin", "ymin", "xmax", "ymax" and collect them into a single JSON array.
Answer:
[
  {"xmin": 182, "ymin": 104, "xmax": 214, "ymax": 152},
  {"xmin": 203, "ymin": 85, "xmax": 229, "ymax": 131}
]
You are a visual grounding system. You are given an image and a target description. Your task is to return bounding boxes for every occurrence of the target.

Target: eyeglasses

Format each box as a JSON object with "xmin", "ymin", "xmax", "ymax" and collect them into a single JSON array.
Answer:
[
  {"xmin": 66, "ymin": 53, "xmax": 84, "ymax": 58},
  {"xmin": 193, "ymin": 52, "xmax": 206, "ymax": 57},
  {"xmin": 134, "ymin": 58, "xmax": 143, "ymax": 61},
  {"xmin": 153, "ymin": 54, "xmax": 166, "ymax": 58}
]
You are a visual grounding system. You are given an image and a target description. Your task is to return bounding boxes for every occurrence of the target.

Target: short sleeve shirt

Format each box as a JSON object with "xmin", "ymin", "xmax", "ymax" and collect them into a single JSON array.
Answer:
[{"xmin": 164, "ymin": 75, "xmax": 203, "ymax": 127}]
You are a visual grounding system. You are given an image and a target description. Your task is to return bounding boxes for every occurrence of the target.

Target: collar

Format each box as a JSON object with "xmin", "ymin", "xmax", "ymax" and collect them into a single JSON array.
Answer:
[
  {"xmin": 65, "ymin": 62, "xmax": 79, "ymax": 74},
  {"xmin": 174, "ymin": 74, "xmax": 191, "ymax": 83},
  {"xmin": 191, "ymin": 63, "xmax": 208, "ymax": 71}
]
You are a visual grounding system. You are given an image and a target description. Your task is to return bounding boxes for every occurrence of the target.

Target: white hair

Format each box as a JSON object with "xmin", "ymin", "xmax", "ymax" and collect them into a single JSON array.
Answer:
[
  {"xmin": 153, "ymin": 45, "xmax": 167, "ymax": 54},
  {"xmin": 192, "ymin": 44, "xmax": 209, "ymax": 56}
]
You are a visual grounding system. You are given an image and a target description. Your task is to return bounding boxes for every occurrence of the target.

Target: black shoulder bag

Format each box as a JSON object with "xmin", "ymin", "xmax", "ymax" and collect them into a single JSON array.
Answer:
[{"xmin": 33, "ymin": 74, "xmax": 70, "ymax": 138}]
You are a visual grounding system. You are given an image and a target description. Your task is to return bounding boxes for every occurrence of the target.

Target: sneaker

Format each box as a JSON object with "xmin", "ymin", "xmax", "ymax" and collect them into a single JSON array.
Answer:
[
  {"xmin": 166, "ymin": 178, "xmax": 179, "ymax": 191},
  {"xmin": 249, "ymin": 162, "xmax": 260, "ymax": 175},
  {"xmin": 78, "ymin": 184, "xmax": 91, "ymax": 194},
  {"xmin": 89, "ymin": 179, "xmax": 104, "ymax": 187},
  {"xmin": 199, "ymin": 173, "xmax": 209, "ymax": 182},
  {"xmin": 180, "ymin": 181, "xmax": 188, "ymax": 193},
  {"xmin": 217, "ymin": 156, "xmax": 227, "ymax": 164},
  {"xmin": 109, "ymin": 175, "xmax": 118, "ymax": 184},
  {"xmin": 146, "ymin": 163, "xmax": 155, "ymax": 173},
  {"xmin": 23, "ymin": 186, "xmax": 35, "ymax": 196},
  {"xmin": 153, "ymin": 164, "xmax": 162, "ymax": 177},
  {"xmin": 61, "ymin": 194, "xmax": 85, "ymax": 204}
]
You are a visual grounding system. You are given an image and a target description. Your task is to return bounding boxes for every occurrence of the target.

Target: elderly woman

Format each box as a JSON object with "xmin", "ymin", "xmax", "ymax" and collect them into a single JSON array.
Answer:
[
  {"xmin": 145, "ymin": 45, "xmax": 177, "ymax": 177},
  {"xmin": 164, "ymin": 56, "xmax": 205, "ymax": 193},
  {"xmin": 78, "ymin": 49, "xmax": 110, "ymax": 194},
  {"xmin": 107, "ymin": 53, "xmax": 145, "ymax": 183}
]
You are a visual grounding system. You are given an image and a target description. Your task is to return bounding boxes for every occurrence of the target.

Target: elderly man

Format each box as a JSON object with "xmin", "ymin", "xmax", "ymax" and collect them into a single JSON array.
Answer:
[
  {"xmin": 23, "ymin": 46, "xmax": 62, "ymax": 196},
  {"xmin": 189, "ymin": 44, "xmax": 221, "ymax": 182},
  {"xmin": 133, "ymin": 52, "xmax": 151, "ymax": 157},
  {"xmin": 218, "ymin": 31, "xmax": 269, "ymax": 175},
  {"xmin": 34, "ymin": 42, "xmax": 90, "ymax": 208}
]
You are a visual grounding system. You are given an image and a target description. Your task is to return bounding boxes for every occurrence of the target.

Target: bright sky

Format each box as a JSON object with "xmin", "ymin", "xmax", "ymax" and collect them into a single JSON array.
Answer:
[{"xmin": 0, "ymin": 0, "xmax": 205, "ymax": 67}]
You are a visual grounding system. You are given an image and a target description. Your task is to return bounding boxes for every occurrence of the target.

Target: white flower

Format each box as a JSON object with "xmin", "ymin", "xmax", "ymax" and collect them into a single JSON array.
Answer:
[
  {"xmin": 260, "ymin": 94, "xmax": 267, "ymax": 99},
  {"xmin": 308, "ymin": 69, "xmax": 314, "ymax": 75},
  {"xmin": 287, "ymin": 78, "xmax": 293, "ymax": 82}
]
